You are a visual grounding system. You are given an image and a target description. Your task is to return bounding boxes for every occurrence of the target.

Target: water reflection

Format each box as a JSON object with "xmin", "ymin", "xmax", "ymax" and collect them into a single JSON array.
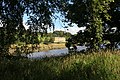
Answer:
[{"xmin": 27, "ymin": 46, "xmax": 87, "ymax": 59}]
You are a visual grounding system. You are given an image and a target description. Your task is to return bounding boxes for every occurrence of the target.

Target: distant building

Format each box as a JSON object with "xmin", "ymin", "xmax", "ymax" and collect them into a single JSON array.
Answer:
[{"xmin": 53, "ymin": 37, "xmax": 66, "ymax": 43}]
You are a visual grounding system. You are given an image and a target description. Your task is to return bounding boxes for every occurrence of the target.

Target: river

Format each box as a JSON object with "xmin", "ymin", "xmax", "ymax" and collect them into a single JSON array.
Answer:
[{"xmin": 27, "ymin": 46, "xmax": 87, "ymax": 59}]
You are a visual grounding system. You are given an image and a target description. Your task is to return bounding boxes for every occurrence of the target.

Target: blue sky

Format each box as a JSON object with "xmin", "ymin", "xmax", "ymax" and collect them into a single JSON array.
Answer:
[{"xmin": 23, "ymin": 13, "xmax": 85, "ymax": 34}]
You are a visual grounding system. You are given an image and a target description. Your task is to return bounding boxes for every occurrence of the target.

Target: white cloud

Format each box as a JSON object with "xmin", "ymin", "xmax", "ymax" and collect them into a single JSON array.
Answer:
[
  {"xmin": 53, "ymin": 24, "xmax": 86, "ymax": 35},
  {"xmin": 23, "ymin": 21, "xmax": 86, "ymax": 35},
  {"xmin": 65, "ymin": 27, "xmax": 81, "ymax": 34}
]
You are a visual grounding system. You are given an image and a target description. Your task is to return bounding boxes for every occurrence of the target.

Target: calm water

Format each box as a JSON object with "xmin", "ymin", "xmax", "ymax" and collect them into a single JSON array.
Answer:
[{"xmin": 27, "ymin": 46, "xmax": 87, "ymax": 59}]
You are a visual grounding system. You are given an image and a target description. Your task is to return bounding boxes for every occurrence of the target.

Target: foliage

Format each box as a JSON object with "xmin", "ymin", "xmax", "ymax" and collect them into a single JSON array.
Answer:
[
  {"xmin": 52, "ymin": 30, "xmax": 71, "ymax": 38},
  {"xmin": 60, "ymin": 0, "xmax": 115, "ymax": 50},
  {"xmin": 0, "ymin": 0, "xmax": 120, "ymax": 55},
  {"xmin": 102, "ymin": 0, "xmax": 120, "ymax": 48},
  {"xmin": 0, "ymin": 51, "xmax": 120, "ymax": 80},
  {"xmin": 0, "ymin": 0, "xmax": 63, "ymax": 55}
]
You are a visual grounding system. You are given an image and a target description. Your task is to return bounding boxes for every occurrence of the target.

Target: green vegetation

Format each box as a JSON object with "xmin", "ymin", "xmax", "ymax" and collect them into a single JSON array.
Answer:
[
  {"xmin": 7, "ymin": 29, "xmax": 70, "ymax": 55},
  {"xmin": 1, "ymin": 0, "xmax": 120, "ymax": 55},
  {"xmin": 10, "ymin": 0, "xmax": 119, "ymax": 52},
  {"xmin": 0, "ymin": 0, "xmax": 120, "ymax": 80},
  {"xmin": 8, "ymin": 30, "xmax": 70, "ymax": 55},
  {"xmin": 61, "ymin": 0, "xmax": 120, "ymax": 50},
  {"xmin": 14, "ymin": 30, "xmax": 71, "ymax": 45},
  {"xmin": 0, "ymin": 51, "xmax": 120, "ymax": 80}
]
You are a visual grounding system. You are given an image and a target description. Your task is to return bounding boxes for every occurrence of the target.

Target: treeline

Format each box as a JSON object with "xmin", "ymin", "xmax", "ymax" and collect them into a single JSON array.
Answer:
[{"xmin": 14, "ymin": 30, "xmax": 71, "ymax": 45}]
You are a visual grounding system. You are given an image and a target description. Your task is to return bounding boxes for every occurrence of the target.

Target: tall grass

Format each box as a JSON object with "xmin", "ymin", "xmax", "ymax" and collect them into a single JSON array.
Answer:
[{"xmin": 0, "ymin": 50, "xmax": 120, "ymax": 80}]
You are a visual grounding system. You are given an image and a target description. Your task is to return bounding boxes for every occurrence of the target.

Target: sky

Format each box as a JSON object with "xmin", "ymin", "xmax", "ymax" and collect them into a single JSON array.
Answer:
[{"xmin": 23, "ymin": 13, "xmax": 86, "ymax": 34}]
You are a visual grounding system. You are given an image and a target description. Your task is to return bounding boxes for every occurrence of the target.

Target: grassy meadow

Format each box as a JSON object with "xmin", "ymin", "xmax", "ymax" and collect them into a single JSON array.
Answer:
[{"xmin": 0, "ymin": 50, "xmax": 120, "ymax": 80}]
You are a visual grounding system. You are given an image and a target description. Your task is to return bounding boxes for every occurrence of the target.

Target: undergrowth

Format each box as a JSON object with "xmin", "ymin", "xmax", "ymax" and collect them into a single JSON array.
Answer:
[{"xmin": 0, "ymin": 50, "xmax": 120, "ymax": 80}]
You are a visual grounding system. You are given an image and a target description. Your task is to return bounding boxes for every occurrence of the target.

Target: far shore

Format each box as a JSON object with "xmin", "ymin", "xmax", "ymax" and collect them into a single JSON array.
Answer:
[{"xmin": 9, "ymin": 43, "xmax": 66, "ymax": 55}]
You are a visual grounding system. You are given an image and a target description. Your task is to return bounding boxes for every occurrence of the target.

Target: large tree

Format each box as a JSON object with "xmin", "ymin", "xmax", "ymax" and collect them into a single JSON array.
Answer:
[
  {"xmin": 0, "ymin": 0, "xmax": 66, "ymax": 55},
  {"xmin": 60, "ymin": 0, "xmax": 115, "ymax": 50}
]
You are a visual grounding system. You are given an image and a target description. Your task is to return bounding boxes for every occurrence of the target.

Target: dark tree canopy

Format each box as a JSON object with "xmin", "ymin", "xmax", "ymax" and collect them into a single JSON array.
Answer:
[
  {"xmin": 0, "ymin": 0, "xmax": 65, "ymax": 55},
  {"xmin": 60, "ymin": 0, "xmax": 120, "ymax": 50},
  {"xmin": 0, "ymin": 0, "xmax": 58, "ymax": 31}
]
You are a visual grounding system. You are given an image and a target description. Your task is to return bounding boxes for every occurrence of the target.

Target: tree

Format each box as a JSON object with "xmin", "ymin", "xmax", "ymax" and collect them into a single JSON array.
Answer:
[
  {"xmin": 60, "ymin": 0, "xmax": 114, "ymax": 50},
  {"xmin": 0, "ymin": 0, "xmax": 64, "ymax": 55},
  {"xmin": 53, "ymin": 31, "xmax": 65, "ymax": 37},
  {"xmin": 102, "ymin": 0, "xmax": 120, "ymax": 48}
]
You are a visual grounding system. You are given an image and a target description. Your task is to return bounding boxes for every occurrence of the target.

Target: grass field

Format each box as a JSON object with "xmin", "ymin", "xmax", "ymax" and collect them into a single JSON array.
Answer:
[{"xmin": 0, "ymin": 50, "xmax": 120, "ymax": 80}]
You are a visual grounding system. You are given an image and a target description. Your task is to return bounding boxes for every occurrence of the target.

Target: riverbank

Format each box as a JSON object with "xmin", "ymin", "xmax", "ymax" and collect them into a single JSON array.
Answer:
[
  {"xmin": 9, "ymin": 43, "xmax": 66, "ymax": 55},
  {"xmin": 0, "ymin": 50, "xmax": 120, "ymax": 80}
]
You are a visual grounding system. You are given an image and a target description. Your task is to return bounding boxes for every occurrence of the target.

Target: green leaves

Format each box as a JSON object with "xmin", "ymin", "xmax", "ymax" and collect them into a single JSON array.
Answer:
[
  {"xmin": 0, "ymin": 0, "xmax": 62, "ymax": 55},
  {"xmin": 61, "ymin": 0, "xmax": 116, "ymax": 50}
]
